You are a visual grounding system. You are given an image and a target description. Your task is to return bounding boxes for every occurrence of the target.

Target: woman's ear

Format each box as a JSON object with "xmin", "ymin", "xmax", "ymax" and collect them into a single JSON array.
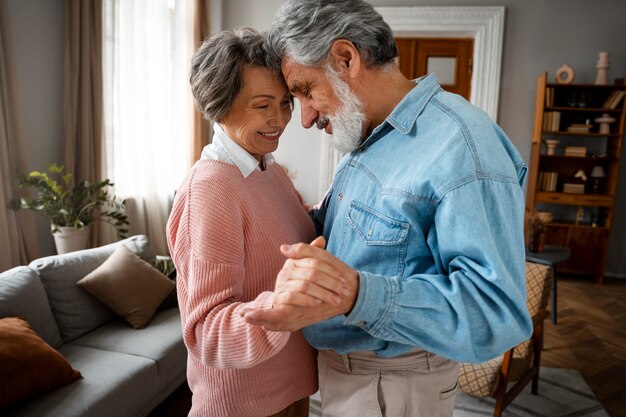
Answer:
[{"xmin": 329, "ymin": 40, "xmax": 361, "ymax": 78}]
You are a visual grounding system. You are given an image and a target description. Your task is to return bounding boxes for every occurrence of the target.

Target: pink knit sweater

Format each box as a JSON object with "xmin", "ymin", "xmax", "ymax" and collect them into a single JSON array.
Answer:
[{"xmin": 167, "ymin": 160, "xmax": 318, "ymax": 417}]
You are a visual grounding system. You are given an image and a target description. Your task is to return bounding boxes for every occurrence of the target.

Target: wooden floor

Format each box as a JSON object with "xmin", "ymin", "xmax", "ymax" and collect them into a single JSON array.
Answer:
[
  {"xmin": 542, "ymin": 274, "xmax": 626, "ymax": 417},
  {"xmin": 149, "ymin": 274, "xmax": 626, "ymax": 417}
]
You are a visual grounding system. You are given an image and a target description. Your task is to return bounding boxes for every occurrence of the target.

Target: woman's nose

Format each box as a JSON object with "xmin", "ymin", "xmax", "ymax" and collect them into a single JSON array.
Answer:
[{"xmin": 269, "ymin": 107, "xmax": 292, "ymax": 128}]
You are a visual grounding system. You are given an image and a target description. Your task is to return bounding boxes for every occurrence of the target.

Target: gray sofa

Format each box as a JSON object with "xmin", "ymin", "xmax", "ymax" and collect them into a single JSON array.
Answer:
[{"xmin": 0, "ymin": 235, "xmax": 186, "ymax": 417}]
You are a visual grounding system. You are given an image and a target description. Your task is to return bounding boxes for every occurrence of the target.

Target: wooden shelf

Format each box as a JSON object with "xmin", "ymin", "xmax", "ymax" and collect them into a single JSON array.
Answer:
[
  {"xmin": 536, "ymin": 191, "xmax": 613, "ymax": 207},
  {"xmin": 527, "ymin": 72, "xmax": 626, "ymax": 283}
]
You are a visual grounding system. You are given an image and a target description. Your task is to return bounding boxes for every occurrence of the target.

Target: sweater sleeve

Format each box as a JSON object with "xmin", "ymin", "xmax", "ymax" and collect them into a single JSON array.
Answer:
[{"xmin": 167, "ymin": 166, "xmax": 290, "ymax": 369}]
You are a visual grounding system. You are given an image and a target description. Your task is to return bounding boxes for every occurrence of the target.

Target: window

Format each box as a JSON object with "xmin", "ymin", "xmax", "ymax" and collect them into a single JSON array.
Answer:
[{"xmin": 102, "ymin": 0, "xmax": 195, "ymax": 253}]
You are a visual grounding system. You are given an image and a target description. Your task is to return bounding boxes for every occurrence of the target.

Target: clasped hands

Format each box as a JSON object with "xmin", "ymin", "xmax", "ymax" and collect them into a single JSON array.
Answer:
[{"xmin": 241, "ymin": 236, "xmax": 359, "ymax": 332}]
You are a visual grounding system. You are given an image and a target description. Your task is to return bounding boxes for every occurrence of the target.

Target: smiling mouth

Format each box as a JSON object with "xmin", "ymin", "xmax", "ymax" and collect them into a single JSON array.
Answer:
[{"xmin": 258, "ymin": 130, "xmax": 281, "ymax": 139}]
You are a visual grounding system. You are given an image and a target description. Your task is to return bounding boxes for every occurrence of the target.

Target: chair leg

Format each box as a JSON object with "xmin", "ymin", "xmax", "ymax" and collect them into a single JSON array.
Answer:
[
  {"xmin": 492, "ymin": 349, "xmax": 514, "ymax": 417},
  {"xmin": 531, "ymin": 322, "xmax": 544, "ymax": 395},
  {"xmin": 493, "ymin": 399, "xmax": 504, "ymax": 417}
]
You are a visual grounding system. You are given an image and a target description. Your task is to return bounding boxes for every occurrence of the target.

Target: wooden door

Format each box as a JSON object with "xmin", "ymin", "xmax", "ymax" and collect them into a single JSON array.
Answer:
[{"xmin": 395, "ymin": 38, "xmax": 473, "ymax": 100}]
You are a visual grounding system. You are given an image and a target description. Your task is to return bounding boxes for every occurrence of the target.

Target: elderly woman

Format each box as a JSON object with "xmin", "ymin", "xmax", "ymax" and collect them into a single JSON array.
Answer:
[{"xmin": 166, "ymin": 28, "xmax": 317, "ymax": 417}]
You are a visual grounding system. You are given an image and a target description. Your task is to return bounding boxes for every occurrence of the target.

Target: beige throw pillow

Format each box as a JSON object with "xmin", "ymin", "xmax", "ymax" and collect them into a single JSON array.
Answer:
[{"xmin": 77, "ymin": 245, "xmax": 175, "ymax": 329}]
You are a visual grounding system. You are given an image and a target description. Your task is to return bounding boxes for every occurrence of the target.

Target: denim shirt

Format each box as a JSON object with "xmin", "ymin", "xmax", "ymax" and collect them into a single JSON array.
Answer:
[{"xmin": 304, "ymin": 74, "xmax": 532, "ymax": 363}]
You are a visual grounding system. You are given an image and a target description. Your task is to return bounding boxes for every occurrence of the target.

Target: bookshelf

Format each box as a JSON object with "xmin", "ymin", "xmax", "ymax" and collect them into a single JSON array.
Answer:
[{"xmin": 526, "ymin": 73, "xmax": 626, "ymax": 283}]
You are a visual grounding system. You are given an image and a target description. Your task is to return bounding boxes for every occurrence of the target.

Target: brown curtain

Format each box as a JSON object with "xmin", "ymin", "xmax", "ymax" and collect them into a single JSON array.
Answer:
[
  {"xmin": 64, "ymin": 0, "xmax": 104, "ymax": 246},
  {"xmin": 192, "ymin": 0, "xmax": 212, "ymax": 164},
  {"xmin": 0, "ymin": 4, "xmax": 40, "ymax": 269}
]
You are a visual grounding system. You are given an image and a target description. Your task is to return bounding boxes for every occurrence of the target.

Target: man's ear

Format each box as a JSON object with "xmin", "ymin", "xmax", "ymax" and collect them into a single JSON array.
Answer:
[{"xmin": 329, "ymin": 40, "xmax": 361, "ymax": 78}]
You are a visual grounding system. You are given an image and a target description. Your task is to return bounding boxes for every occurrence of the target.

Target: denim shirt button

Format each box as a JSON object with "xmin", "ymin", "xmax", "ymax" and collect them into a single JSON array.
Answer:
[
  {"xmin": 359, "ymin": 320, "xmax": 366, "ymax": 327},
  {"xmin": 337, "ymin": 193, "xmax": 343, "ymax": 200}
]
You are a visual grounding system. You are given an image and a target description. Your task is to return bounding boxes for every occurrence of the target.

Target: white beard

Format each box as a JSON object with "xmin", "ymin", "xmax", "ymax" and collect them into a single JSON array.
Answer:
[{"xmin": 324, "ymin": 65, "xmax": 366, "ymax": 153}]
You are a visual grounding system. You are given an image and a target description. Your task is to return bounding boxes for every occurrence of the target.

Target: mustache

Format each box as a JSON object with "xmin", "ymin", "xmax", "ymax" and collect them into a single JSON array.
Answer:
[{"xmin": 315, "ymin": 116, "xmax": 330, "ymax": 130}]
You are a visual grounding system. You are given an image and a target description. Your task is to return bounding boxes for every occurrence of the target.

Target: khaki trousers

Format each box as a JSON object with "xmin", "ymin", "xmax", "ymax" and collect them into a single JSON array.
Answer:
[
  {"xmin": 318, "ymin": 349, "xmax": 459, "ymax": 417},
  {"xmin": 268, "ymin": 397, "xmax": 309, "ymax": 417}
]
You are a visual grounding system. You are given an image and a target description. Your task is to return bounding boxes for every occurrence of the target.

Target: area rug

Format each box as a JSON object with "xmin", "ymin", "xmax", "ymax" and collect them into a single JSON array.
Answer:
[{"xmin": 309, "ymin": 367, "xmax": 608, "ymax": 417}]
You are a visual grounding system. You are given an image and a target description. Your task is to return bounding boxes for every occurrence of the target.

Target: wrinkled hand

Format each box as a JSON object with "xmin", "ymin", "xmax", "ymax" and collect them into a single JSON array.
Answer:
[{"xmin": 241, "ymin": 237, "xmax": 359, "ymax": 332}]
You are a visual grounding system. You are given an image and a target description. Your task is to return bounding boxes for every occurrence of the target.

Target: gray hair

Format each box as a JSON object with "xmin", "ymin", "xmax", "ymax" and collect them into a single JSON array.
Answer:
[
  {"xmin": 190, "ymin": 27, "xmax": 278, "ymax": 122},
  {"xmin": 266, "ymin": 0, "xmax": 397, "ymax": 69}
]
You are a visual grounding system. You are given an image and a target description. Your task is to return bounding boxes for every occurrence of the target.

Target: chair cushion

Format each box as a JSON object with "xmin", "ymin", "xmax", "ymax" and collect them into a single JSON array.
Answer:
[
  {"xmin": 76, "ymin": 245, "xmax": 175, "ymax": 329},
  {"xmin": 458, "ymin": 353, "xmax": 533, "ymax": 397},
  {"xmin": 29, "ymin": 235, "xmax": 156, "ymax": 342},
  {"xmin": 0, "ymin": 266, "xmax": 63, "ymax": 348},
  {"xmin": 525, "ymin": 262, "xmax": 552, "ymax": 317},
  {"xmin": 0, "ymin": 317, "xmax": 81, "ymax": 407}
]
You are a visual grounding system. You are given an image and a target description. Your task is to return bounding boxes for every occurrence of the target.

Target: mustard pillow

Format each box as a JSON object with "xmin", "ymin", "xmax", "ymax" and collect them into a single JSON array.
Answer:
[
  {"xmin": 0, "ymin": 317, "xmax": 81, "ymax": 407},
  {"xmin": 76, "ymin": 245, "xmax": 175, "ymax": 329}
]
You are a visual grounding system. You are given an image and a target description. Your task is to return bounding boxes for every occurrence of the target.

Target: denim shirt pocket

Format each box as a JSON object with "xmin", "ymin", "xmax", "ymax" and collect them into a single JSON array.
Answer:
[{"xmin": 345, "ymin": 201, "xmax": 409, "ymax": 276}]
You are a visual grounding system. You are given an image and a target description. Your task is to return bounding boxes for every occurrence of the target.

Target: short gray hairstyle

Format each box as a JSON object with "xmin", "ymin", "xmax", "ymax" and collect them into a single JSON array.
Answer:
[
  {"xmin": 266, "ymin": 0, "xmax": 397, "ymax": 68},
  {"xmin": 190, "ymin": 27, "xmax": 278, "ymax": 122}
]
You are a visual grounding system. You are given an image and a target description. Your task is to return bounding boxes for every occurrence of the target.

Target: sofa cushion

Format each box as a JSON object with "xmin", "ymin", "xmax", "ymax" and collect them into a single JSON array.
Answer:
[
  {"xmin": 76, "ymin": 246, "xmax": 175, "ymax": 329},
  {"xmin": 29, "ymin": 235, "xmax": 156, "ymax": 343},
  {"xmin": 72, "ymin": 308, "xmax": 186, "ymax": 381},
  {"xmin": 0, "ymin": 266, "xmax": 63, "ymax": 348},
  {"xmin": 0, "ymin": 317, "xmax": 81, "ymax": 407},
  {"xmin": 3, "ymin": 344, "xmax": 162, "ymax": 417}
]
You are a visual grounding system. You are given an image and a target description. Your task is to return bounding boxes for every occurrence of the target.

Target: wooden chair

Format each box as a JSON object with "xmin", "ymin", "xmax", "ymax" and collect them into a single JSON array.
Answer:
[{"xmin": 457, "ymin": 261, "xmax": 553, "ymax": 417}]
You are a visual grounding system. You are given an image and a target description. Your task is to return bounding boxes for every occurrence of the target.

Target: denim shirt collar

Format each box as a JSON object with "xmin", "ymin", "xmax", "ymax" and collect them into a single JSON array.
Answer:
[{"xmin": 360, "ymin": 73, "xmax": 442, "ymax": 150}]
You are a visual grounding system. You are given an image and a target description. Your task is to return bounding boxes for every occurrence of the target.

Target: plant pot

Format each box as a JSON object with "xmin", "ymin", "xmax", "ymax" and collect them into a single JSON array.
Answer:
[
  {"xmin": 528, "ymin": 232, "xmax": 545, "ymax": 253},
  {"xmin": 52, "ymin": 225, "xmax": 91, "ymax": 254}
]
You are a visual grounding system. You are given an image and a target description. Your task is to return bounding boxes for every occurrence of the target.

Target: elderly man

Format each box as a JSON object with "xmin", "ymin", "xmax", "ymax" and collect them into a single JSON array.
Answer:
[{"xmin": 243, "ymin": 1, "xmax": 532, "ymax": 416}]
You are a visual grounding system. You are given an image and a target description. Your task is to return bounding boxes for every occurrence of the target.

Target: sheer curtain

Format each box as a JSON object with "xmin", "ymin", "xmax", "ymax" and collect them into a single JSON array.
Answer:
[{"xmin": 102, "ymin": 0, "xmax": 195, "ymax": 254}]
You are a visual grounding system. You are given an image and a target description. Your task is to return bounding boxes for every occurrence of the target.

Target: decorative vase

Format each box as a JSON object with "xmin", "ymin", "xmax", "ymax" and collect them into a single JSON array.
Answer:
[
  {"xmin": 594, "ymin": 52, "xmax": 610, "ymax": 85},
  {"xmin": 544, "ymin": 139, "xmax": 559, "ymax": 155},
  {"xmin": 529, "ymin": 232, "xmax": 545, "ymax": 253},
  {"xmin": 52, "ymin": 224, "xmax": 91, "ymax": 254},
  {"xmin": 595, "ymin": 113, "xmax": 616, "ymax": 134}
]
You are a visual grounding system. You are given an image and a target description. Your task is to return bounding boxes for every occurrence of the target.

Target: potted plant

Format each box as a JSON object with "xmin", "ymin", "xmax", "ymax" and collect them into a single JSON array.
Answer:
[
  {"xmin": 9, "ymin": 163, "xmax": 129, "ymax": 253},
  {"xmin": 525, "ymin": 208, "xmax": 551, "ymax": 253}
]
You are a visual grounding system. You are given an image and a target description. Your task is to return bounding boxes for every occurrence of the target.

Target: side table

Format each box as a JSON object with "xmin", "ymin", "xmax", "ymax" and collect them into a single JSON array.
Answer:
[{"xmin": 525, "ymin": 245, "xmax": 571, "ymax": 324}]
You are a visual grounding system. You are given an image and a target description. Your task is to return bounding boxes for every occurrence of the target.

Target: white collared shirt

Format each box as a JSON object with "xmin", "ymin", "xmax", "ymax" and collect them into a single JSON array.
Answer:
[{"xmin": 200, "ymin": 123, "xmax": 274, "ymax": 178}]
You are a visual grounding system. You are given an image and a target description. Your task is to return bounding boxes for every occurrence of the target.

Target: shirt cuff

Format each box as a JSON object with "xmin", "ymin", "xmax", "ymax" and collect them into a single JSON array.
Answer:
[{"xmin": 344, "ymin": 270, "xmax": 397, "ymax": 335}]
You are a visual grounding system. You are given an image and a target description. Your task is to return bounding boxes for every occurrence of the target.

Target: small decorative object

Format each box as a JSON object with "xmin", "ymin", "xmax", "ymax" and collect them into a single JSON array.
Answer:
[
  {"xmin": 525, "ymin": 208, "xmax": 548, "ymax": 253},
  {"xmin": 575, "ymin": 206, "xmax": 584, "ymax": 225},
  {"xmin": 595, "ymin": 113, "xmax": 616, "ymax": 134},
  {"xmin": 555, "ymin": 64, "xmax": 575, "ymax": 84},
  {"xmin": 567, "ymin": 95, "xmax": 577, "ymax": 107},
  {"xmin": 594, "ymin": 51, "xmax": 610, "ymax": 85},
  {"xmin": 544, "ymin": 139, "xmax": 559, "ymax": 155},
  {"xmin": 590, "ymin": 165, "xmax": 606, "ymax": 194},
  {"xmin": 590, "ymin": 207, "xmax": 600, "ymax": 227},
  {"xmin": 573, "ymin": 169, "xmax": 587, "ymax": 182},
  {"xmin": 577, "ymin": 94, "xmax": 587, "ymax": 107},
  {"xmin": 9, "ymin": 164, "xmax": 129, "ymax": 254}
]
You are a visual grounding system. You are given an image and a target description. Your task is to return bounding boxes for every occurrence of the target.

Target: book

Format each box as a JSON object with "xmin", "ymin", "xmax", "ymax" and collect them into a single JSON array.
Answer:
[
  {"xmin": 542, "ymin": 111, "xmax": 561, "ymax": 132},
  {"xmin": 567, "ymin": 124, "xmax": 590, "ymax": 134},
  {"xmin": 563, "ymin": 183, "xmax": 585, "ymax": 194},
  {"xmin": 609, "ymin": 91, "xmax": 625, "ymax": 109},
  {"xmin": 602, "ymin": 91, "xmax": 619, "ymax": 109},
  {"xmin": 564, "ymin": 146, "xmax": 587, "ymax": 157}
]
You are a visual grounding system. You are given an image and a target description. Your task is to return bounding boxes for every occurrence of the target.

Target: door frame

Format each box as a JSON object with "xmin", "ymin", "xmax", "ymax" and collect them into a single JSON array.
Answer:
[
  {"xmin": 319, "ymin": 6, "xmax": 506, "ymax": 198},
  {"xmin": 376, "ymin": 6, "xmax": 505, "ymax": 121}
]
